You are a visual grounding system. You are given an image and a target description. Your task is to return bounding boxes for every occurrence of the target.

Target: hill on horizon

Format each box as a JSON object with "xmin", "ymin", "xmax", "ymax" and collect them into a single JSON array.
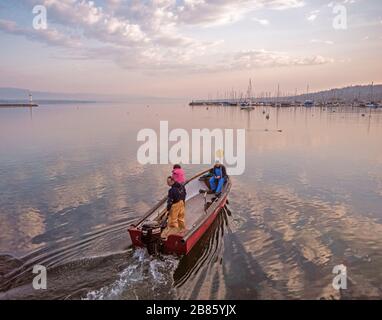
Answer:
[{"xmin": 295, "ymin": 84, "xmax": 382, "ymax": 102}]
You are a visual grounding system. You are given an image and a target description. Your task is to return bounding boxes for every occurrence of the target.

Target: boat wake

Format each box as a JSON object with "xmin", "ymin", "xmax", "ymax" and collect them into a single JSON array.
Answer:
[
  {"xmin": 0, "ymin": 208, "xmax": 229, "ymax": 300},
  {"xmin": 85, "ymin": 249, "xmax": 179, "ymax": 300},
  {"xmin": 173, "ymin": 207, "xmax": 231, "ymax": 299},
  {"xmin": 0, "ymin": 216, "xmax": 136, "ymax": 297}
]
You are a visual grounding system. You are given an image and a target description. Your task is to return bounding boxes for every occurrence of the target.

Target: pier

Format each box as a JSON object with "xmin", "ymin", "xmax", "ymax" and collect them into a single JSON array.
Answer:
[
  {"xmin": 0, "ymin": 92, "xmax": 39, "ymax": 108},
  {"xmin": 0, "ymin": 103, "xmax": 38, "ymax": 108}
]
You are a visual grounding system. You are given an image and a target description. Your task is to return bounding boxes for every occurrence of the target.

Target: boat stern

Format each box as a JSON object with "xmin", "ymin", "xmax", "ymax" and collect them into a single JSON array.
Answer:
[
  {"xmin": 129, "ymin": 226, "xmax": 188, "ymax": 255},
  {"xmin": 128, "ymin": 227, "xmax": 144, "ymax": 248}
]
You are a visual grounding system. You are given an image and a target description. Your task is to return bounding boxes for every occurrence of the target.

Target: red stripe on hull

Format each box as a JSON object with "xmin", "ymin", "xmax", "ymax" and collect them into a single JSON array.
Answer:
[{"xmin": 180, "ymin": 196, "xmax": 227, "ymax": 255}]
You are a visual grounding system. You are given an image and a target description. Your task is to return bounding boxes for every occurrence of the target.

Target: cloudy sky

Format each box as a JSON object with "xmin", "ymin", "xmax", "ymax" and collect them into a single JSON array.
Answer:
[{"xmin": 0, "ymin": 0, "xmax": 381, "ymax": 98}]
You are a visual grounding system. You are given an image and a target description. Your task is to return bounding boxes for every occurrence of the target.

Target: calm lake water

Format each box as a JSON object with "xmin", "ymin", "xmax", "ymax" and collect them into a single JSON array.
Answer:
[{"xmin": 0, "ymin": 103, "xmax": 381, "ymax": 299}]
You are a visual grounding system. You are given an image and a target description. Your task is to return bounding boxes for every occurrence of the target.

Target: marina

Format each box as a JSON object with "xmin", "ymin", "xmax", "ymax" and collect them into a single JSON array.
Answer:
[
  {"xmin": 189, "ymin": 99, "xmax": 381, "ymax": 108},
  {"xmin": 189, "ymin": 81, "xmax": 382, "ymax": 109}
]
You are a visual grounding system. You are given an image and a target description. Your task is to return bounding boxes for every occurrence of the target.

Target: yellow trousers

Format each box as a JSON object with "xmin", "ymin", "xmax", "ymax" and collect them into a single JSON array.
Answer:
[{"xmin": 169, "ymin": 201, "xmax": 185, "ymax": 230}]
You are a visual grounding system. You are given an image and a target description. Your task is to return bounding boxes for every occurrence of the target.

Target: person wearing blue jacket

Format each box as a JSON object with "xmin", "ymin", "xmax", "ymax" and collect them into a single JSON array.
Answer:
[{"xmin": 209, "ymin": 161, "xmax": 228, "ymax": 197}]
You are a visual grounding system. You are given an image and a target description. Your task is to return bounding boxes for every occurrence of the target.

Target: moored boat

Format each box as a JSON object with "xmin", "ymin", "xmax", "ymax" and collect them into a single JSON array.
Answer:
[
  {"xmin": 240, "ymin": 105, "xmax": 255, "ymax": 111},
  {"xmin": 304, "ymin": 100, "xmax": 314, "ymax": 107},
  {"xmin": 366, "ymin": 102, "xmax": 380, "ymax": 109},
  {"xmin": 128, "ymin": 170, "xmax": 231, "ymax": 256}
]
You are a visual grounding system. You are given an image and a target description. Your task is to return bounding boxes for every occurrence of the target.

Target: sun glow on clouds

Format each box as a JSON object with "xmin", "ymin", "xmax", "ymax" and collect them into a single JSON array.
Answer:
[
  {"xmin": 0, "ymin": 0, "xmax": 381, "ymax": 96},
  {"xmin": 0, "ymin": 0, "xmax": 326, "ymax": 73}
]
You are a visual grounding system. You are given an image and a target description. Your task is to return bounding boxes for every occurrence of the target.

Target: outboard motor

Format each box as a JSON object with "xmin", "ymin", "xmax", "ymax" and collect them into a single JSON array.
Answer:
[{"xmin": 141, "ymin": 221, "xmax": 162, "ymax": 256}]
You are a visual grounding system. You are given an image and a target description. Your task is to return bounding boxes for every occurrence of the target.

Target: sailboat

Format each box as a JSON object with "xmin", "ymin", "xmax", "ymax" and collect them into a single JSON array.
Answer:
[
  {"xmin": 304, "ymin": 84, "xmax": 314, "ymax": 107},
  {"xmin": 366, "ymin": 82, "xmax": 380, "ymax": 108},
  {"xmin": 241, "ymin": 79, "xmax": 255, "ymax": 110}
]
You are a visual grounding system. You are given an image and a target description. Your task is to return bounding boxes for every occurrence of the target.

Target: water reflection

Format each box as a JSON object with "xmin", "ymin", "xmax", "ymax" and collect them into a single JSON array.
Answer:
[{"xmin": 0, "ymin": 104, "xmax": 381, "ymax": 299}]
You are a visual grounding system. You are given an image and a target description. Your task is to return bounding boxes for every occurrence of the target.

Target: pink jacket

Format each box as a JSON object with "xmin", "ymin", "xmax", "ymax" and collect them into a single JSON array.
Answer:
[{"xmin": 172, "ymin": 168, "xmax": 186, "ymax": 184}]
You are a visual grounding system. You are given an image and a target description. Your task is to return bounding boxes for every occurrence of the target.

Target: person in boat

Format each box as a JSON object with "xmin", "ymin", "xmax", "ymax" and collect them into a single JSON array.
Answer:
[
  {"xmin": 209, "ymin": 161, "xmax": 228, "ymax": 197},
  {"xmin": 164, "ymin": 176, "xmax": 187, "ymax": 235},
  {"xmin": 171, "ymin": 164, "xmax": 186, "ymax": 184}
]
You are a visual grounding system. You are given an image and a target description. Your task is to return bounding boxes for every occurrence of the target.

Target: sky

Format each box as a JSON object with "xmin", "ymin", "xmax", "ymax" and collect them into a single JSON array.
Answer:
[{"xmin": 0, "ymin": 0, "xmax": 381, "ymax": 99}]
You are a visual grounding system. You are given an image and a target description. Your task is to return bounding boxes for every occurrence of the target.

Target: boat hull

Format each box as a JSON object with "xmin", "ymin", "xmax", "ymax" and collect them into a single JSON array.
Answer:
[{"xmin": 128, "ymin": 193, "xmax": 228, "ymax": 255}]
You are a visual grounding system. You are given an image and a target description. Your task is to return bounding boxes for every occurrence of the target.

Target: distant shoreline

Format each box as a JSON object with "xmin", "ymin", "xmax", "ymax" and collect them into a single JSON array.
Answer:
[{"xmin": 0, "ymin": 100, "xmax": 96, "ymax": 105}]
